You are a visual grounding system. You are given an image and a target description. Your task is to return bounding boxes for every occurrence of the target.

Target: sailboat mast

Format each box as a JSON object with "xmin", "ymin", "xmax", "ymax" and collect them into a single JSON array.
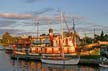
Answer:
[
  {"xmin": 73, "ymin": 18, "xmax": 77, "ymax": 48},
  {"xmin": 60, "ymin": 11, "xmax": 64, "ymax": 58},
  {"xmin": 73, "ymin": 18, "xmax": 75, "ymax": 33},
  {"xmin": 47, "ymin": 16, "xmax": 51, "ymax": 29},
  {"xmin": 37, "ymin": 22, "xmax": 39, "ymax": 39},
  {"xmin": 33, "ymin": 16, "xmax": 39, "ymax": 39}
]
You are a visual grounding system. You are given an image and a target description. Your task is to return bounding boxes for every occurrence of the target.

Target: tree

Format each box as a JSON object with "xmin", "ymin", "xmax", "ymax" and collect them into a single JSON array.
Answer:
[
  {"xmin": 100, "ymin": 30, "xmax": 104, "ymax": 37},
  {"xmin": 95, "ymin": 31, "xmax": 108, "ymax": 41},
  {"xmin": 85, "ymin": 37, "xmax": 93, "ymax": 44},
  {"xmin": 100, "ymin": 30, "xmax": 106, "ymax": 41},
  {"xmin": 2, "ymin": 32, "xmax": 12, "ymax": 45}
]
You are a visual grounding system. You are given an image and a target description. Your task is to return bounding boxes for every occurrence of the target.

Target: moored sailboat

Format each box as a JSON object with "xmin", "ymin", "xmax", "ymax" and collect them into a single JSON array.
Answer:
[{"xmin": 41, "ymin": 56, "xmax": 80, "ymax": 65}]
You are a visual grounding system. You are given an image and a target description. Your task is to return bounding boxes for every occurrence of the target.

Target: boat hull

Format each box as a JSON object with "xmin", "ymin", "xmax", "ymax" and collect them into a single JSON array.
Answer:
[
  {"xmin": 41, "ymin": 56, "xmax": 80, "ymax": 65},
  {"xmin": 99, "ymin": 64, "xmax": 108, "ymax": 67}
]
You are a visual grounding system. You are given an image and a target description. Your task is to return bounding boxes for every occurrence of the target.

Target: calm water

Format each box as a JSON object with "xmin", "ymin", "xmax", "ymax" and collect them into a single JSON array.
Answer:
[{"xmin": 0, "ymin": 46, "xmax": 108, "ymax": 71}]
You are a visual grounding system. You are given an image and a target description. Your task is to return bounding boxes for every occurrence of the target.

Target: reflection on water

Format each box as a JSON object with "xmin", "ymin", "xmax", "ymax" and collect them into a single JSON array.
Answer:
[
  {"xmin": 0, "ymin": 46, "xmax": 108, "ymax": 71},
  {"xmin": 8, "ymin": 60, "xmax": 108, "ymax": 71},
  {"xmin": 42, "ymin": 63, "xmax": 79, "ymax": 71},
  {"xmin": 11, "ymin": 60, "xmax": 108, "ymax": 71},
  {"xmin": 13, "ymin": 61, "xmax": 42, "ymax": 71}
]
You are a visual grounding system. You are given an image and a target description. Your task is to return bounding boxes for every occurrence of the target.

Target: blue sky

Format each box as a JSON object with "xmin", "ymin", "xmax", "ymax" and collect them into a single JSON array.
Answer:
[{"xmin": 0, "ymin": 0, "xmax": 108, "ymax": 38}]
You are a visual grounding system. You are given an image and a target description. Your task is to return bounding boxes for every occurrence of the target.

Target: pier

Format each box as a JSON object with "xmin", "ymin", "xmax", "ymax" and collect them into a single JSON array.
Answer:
[{"xmin": 11, "ymin": 54, "xmax": 102, "ymax": 65}]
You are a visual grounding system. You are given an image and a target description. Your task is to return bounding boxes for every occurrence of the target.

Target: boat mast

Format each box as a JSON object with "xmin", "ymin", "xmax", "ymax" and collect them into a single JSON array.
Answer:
[
  {"xmin": 94, "ymin": 28, "xmax": 96, "ymax": 43},
  {"xmin": 47, "ymin": 16, "xmax": 51, "ymax": 29},
  {"xmin": 73, "ymin": 18, "xmax": 75, "ymax": 33},
  {"xmin": 73, "ymin": 18, "xmax": 77, "ymax": 48},
  {"xmin": 60, "ymin": 11, "xmax": 64, "ymax": 58},
  {"xmin": 62, "ymin": 13, "xmax": 71, "ymax": 35},
  {"xmin": 37, "ymin": 22, "xmax": 39, "ymax": 39},
  {"xmin": 33, "ymin": 16, "xmax": 39, "ymax": 39}
]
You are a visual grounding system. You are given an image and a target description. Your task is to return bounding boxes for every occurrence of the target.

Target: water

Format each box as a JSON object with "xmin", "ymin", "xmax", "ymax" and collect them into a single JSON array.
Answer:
[{"xmin": 0, "ymin": 46, "xmax": 108, "ymax": 71}]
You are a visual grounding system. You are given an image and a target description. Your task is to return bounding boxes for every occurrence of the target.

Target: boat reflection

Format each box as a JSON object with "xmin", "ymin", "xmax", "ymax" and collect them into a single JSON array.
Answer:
[
  {"xmin": 11, "ymin": 60, "xmax": 100, "ymax": 71},
  {"xmin": 42, "ymin": 63, "xmax": 79, "ymax": 70},
  {"xmin": 29, "ymin": 61, "xmax": 42, "ymax": 71}
]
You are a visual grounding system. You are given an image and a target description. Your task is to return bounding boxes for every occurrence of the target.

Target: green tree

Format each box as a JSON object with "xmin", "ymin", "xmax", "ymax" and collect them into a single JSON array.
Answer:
[
  {"xmin": 2, "ymin": 32, "xmax": 12, "ymax": 45},
  {"xmin": 100, "ymin": 30, "xmax": 106, "ymax": 41},
  {"xmin": 85, "ymin": 37, "xmax": 93, "ymax": 44},
  {"xmin": 95, "ymin": 31, "xmax": 108, "ymax": 41},
  {"xmin": 100, "ymin": 30, "xmax": 104, "ymax": 37}
]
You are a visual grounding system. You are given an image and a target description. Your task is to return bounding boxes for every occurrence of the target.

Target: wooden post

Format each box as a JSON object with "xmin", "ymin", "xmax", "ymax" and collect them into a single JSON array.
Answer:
[
  {"xmin": 52, "ymin": 48, "xmax": 54, "ymax": 53},
  {"xmin": 13, "ymin": 44, "xmax": 16, "ymax": 55}
]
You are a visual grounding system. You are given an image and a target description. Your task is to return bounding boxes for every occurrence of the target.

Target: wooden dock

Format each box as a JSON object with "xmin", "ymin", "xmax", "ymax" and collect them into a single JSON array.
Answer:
[
  {"xmin": 11, "ymin": 54, "xmax": 41, "ymax": 61},
  {"xmin": 79, "ymin": 59, "xmax": 99, "ymax": 65},
  {"xmin": 10, "ymin": 54, "xmax": 103, "ymax": 65}
]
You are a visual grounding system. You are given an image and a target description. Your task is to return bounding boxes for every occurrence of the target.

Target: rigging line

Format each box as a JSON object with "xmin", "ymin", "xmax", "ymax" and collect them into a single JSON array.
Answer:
[{"xmin": 62, "ymin": 13, "xmax": 71, "ymax": 33}]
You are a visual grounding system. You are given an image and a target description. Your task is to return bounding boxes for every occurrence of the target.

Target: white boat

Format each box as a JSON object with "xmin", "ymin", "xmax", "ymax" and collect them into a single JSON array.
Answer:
[
  {"xmin": 99, "ymin": 64, "xmax": 108, "ymax": 67},
  {"xmin": 41, "ymin": 11, "xmax": 80, "ymax": 65},
  {"xmin": 41, "ymin": 56, "xmax": 80, "ymax": 65},
  {"xmin": 99, "ymin": 57, "xmax": 108, "ymax": 67}
]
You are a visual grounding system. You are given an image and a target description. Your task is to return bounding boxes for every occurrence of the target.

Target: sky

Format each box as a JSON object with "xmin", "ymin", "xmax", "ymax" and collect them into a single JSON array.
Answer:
[{"xmin": 0, "ymin": 0, "xmax": 108, "ymax": 38}]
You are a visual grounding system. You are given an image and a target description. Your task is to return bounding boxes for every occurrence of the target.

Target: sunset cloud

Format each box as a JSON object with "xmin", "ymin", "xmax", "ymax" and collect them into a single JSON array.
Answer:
[
  {"xmin": 0, "ymin": 12, "xmax": 104, "ymax": 38},
  {"xmin": 0, "ymin": 13, "xmax": 32, "ymax": 19}
]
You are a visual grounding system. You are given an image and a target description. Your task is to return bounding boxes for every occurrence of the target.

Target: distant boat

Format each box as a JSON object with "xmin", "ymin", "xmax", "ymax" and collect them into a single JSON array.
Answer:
[{"xmin": 41, "ymin": 11, "xmax": 80, "ymax": 65}]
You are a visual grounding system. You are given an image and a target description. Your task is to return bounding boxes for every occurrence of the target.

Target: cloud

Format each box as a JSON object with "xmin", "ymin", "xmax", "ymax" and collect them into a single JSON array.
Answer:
[
  {"xmin": 24, "ymin": 0, "xmax": 44, "ymax": 3},
  {"xmin": 29, "ymin": 8, "xmax": 55, "ymax": 16},
  {"xmin": 0, "ymin": 26, "xmax": 41, "ymax": 36},
  {"xmin": 0, "ymin": 20, "xmax": 16, "ymax": 27},
  {"xmin": 20, "ymin": 31, "xmax": 37, "ymax": 35},
  {"xmin": 0, "ymin": 13, "xmax": 32, "ymax": 20},
  {"xmin": 0, "ymin": 28, "xmax": 37, "ymax": 36},
  {"xmin": 0, "ymin": 28, "xmax": 23, "ymax": 35},
  {"xmin": 31, "ymin": 15, "xmax": 86, "ymax": 25},
  {"xmin": 0, "ymin": 11, "xmax": 85, "ymax": 23},
  {"xmin": 0, "ymin": 8, "xmax": 54, "ymax": 20},
  {"xmin": 0, "ymin": 12, "xmax": 88, "ymax": 37}
]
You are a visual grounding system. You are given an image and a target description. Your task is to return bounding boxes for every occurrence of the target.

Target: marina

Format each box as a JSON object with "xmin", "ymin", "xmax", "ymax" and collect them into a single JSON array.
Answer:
[
  {"xmin": 0, "ymin": 0, "xmax": 108, "ymax": 71},
  {"xmin": 0, "ymin": 46, "xmax": 108, "ymax": 71},
  {"xmin": 1, "ymin": 15, "xmax": 108, "ymax": 70}
]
